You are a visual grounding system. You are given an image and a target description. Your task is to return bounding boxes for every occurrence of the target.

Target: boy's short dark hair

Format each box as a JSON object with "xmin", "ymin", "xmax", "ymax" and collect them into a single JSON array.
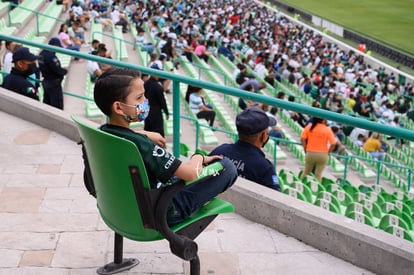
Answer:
[{"xmin": 94, "ymin": 68, "xmax": 141, "ymax": 116}]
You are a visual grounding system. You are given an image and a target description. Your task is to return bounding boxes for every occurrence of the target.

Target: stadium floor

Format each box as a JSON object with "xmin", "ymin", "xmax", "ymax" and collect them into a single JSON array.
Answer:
[{"xmin": 0, "ymin": 111, "xmax": 377, "ymax": 275}]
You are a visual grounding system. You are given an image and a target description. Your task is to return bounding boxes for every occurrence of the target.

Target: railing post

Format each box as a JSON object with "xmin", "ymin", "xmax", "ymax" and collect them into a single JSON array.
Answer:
[
  {"xmin": 408, "ymin": 170, "xmax": 412, "ymax": 191},
  {"xmin": 376, "ymin": 161, "xmax": 381, "ymax": 185},
  {"xmin": 36, "ymin": 13, "xmax": 40, "ymax": 36},
  {"xmin": 7, "ymin": 4, "xmax": 11, "ymax": 27},
  {"xmin": 119, "ymin": 39, "xmax": 122, "ymax": 61},
  {"xmin": 194, "ymin": 120, "xmax": 200, "ymax": 151},
  {"xmin": 343, "ymin": 156, "xmax": 349, "ymax": 181},
  {"xmin": 172, "ymin": 80, "xmax": 181, "ymax": 157},
  {"xmin": 272, "ymin": 138, "xmax": 277, "ymax": 170}
]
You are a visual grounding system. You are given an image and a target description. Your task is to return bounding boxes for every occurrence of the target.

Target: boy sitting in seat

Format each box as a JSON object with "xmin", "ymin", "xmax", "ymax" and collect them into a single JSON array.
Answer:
[{"xmin": 93, "ymin": 68, "xmax": 237, "ymax": 226}]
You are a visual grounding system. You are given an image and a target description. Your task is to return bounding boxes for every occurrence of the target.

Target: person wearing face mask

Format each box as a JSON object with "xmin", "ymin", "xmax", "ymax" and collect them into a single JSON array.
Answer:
[
  {"xmin": 209, "ymin": 106, "xmax": 281, "ymax": 191},
  {"xmin": 1, "ymin": 47, "xmax": 40, "ymax": 101},
  {"xmin": 38, "ymin": 38, "xmax": 68, "ymax": 110},
  {"xmin": 93, "ymin": 68, "xmax": 238, "ymax": 227}
]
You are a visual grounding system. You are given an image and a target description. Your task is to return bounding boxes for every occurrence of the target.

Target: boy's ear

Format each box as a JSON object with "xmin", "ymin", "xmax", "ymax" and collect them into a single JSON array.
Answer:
[{"xmin": 112, "ymin": 101, "xmax": 124, "ymax": 115}]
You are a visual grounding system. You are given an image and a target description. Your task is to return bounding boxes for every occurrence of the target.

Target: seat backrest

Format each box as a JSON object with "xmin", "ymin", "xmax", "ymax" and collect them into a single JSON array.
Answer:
[{"xmin": 72, "ymin": 116, "xmax": 163, "ymax": 241}]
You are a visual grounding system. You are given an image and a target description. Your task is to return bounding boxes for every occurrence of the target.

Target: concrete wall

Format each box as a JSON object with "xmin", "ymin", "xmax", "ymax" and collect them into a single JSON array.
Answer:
[
  {"xmin": 1, "ymin": 89, "xmax": 414, "ymax": 275},
  {"xmin": 222, "ymin": 180, "xmax": 414, "ymax": 275}
]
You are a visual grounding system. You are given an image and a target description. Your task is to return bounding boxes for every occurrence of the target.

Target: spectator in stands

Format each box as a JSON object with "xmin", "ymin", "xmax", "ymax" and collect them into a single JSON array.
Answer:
[
  {"xmin": 1, "ymin": 47, "xmax": 40, "ymax": 101},
  {"xmin": 144, "ymin": 74, "xmax": 170, "ymax": 137},
  {"xmin": 2, "ymin": 41, "xmax": 16, "ymax": 74},
  {"xmin": 110, "ymin": 6, "xmax": 129, "ymax": 33},
  {"xmin": 175, "ymin": 34, "xmax": 193, "ymax": 62},
  {"xmin": 91, "ymin": 4, "xmax": 113, "ymax": 31},
  {"xmin": 96, "ymin": 44, "xmax": 112, "ymax": 72},
  {"xmin": 67, "ymin": 21, "xmax": 86, "ymax": 46},
  {"xmin": 87, "ymin": 50, "xmax": 102, "ymax": 82},
  {"xmin": 194, "ymin": 40, "xmax": 211, "ymax": 63},
  {"xmin": 189, "ymin": 86, "xmax": 216, "ymax": 127},
  {"xmin": 210, "ymin": 106, "xmax": 281, "ymax": 191},
  {"xmin": 149, "ymin": 53, "xmax": 171, "ymax": 93},
  {"xmin": 218, "ymin": 39, "xmax": 235, "ymax": 62},
  {"xmin": 267, "ymin": 106, "xmax": 284, "ymax": 143},
  {"xmin": 356, "ymin": 134, "xmax": 368, "ymax": 146},
  {"xmin": 58, "ymin": 23, "xmax": 81, "ymax": 53},
  {"xmin": 300, "ymin": 117, "xmax": 337, "ymax": 182},
  {"xmin": 38, "ymin": 38, "xmax": 68, "ymax": 110},
  {"xmin": 93, "ymin": 68, "xmax": 237, "ymax": 227},
  {"xmin": 134, "ymin": 27, "xmax": 154, "ymax": 54},
  {"xmin": 330, "ymin": 126, "xmax": 346, "ymax": 155},
  {"xmin": 362, "ymin": 132, "xmax": 385, "ymax": 161}
]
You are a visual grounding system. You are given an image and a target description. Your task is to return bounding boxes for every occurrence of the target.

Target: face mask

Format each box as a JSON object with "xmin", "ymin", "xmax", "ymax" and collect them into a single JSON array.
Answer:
[
  {"xmin": 24, "ymin": 63, "xmax": 37, "ymax": 76},
  {"xmin": 262, "ymin": 133, "xmax": 269, "ymax": 148},
  {"xmin": 121, "ymin": 99, "xmax": 150, "ymax": 122}
]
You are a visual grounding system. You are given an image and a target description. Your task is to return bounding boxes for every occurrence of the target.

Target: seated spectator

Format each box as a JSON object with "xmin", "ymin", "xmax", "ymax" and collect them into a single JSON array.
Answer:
[
  {"xmin": 189, "ymin": 87, "xmax": 216, "ymax": 127},
  {"xmin": 110, "ymin": 6, "xmax": 129, "ymax": 33},
  {"xmin": 330, "ymin": 126, "xmax": 346, "ymax": 155},
  {"xmin": 194, "ymin": 40, "xmax": 211, "ymax": 63},
  {"xmin": 2, "ymin": 41, "xmax": 17, "ymax": 74},
  {"xmin": 58, "ymin": 23, "xmax": 81, "ymax": 52},
  {"xmin": 87, "ymin": 50, "xmax": 102, "ymax": 82},
  {"xmin": 175, "ymin": 34, "xmax": 193, "ymax": 62},
  {"xmin": 91, "ymin": 4, "xmax": 113, "ymax": 31},
  {"xmin": 210, "ymin": 106, "xmax": 281, "ymax": 191},
  {"xmin": 67, "ymin": 21, "xmax": 86, "ymax": 46},
  {"xmin": 267, "ymin": 106, "xmax": 284, "ymax": 143},
  {"xmin": 284, "ymin": 95, "xmax": 308, "ymax": 127},
  {"xmin": 218, "ymin": 39, "xmax": 235, "ymax": 62},
  {"xmin": 356, "ymin": 134, "xmax": 368, "ymax": 146},
  {"xmin": 93, "ymin": 68, "xmax": 237, "ymax": 227},
  {"xmin": 134, "ymin": 27, "xmax": 154, "ymax": 54},
  {"xmin": 362, "ymin": 132, "xmax": 385, "ymax": 161}
]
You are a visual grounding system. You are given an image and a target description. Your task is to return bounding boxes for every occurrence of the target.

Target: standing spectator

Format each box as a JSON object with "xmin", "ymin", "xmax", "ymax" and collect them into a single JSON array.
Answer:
[
  {"xmin": 1, "ymin": 47, "xmax": 40, "ymax": 101},
  {"xmin": 300, "ymin": 117, "xmax": 337, "ymax": 182},
  {"xmin": 2, "ymin": 41, "xmax": 17, "ymax": 73},
  {"xmin": 144, "ymin": 74, "xmax": 170, "ymax": 137},
  {"xmin": 93, "ymin": 68, "xmax": 237, "ymax": 226},
  {"xmin": 210, "ymin": 106, "xmax": 281, "ymax": 191},
  {"xmin": 38, "ymin": 38, "xmax": 68, "ymax": 110},
  {"xmin": 189, "ymin": 87, "xmax": 216, "ymax": 127}
]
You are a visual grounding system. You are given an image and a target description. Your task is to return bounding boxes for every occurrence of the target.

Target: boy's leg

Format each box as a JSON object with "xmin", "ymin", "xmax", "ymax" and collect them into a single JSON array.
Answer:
[{"xmin": 171, "ymin": 158, "xmax": 237, "ymax": 223}]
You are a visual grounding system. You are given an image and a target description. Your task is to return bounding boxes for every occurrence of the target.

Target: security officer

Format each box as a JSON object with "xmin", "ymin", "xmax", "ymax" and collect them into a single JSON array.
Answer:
[
  {"xmin": 210, "ymin": 106, "xmax": 281, "ymax": 191},
  {"xmin": 38, "ymin": 38, "xmax": 68, "ymax": 110},
  {"xmin": 1, "ymin": 47, "xmax": 40, "ymax": 101}
]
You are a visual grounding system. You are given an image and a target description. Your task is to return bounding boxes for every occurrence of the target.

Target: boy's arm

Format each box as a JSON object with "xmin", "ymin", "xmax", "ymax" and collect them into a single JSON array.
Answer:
[{"xmin": 135, "ymin": 130, "xmax": 166, "ymax": 148}]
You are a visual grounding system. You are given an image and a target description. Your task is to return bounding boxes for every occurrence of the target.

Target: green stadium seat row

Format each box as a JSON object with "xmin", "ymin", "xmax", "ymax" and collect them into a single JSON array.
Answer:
[
  {"xmin": 0, "ymin": 18, "xmax": 17, "ymax": 35},
  {"xmin": 9, "ymin": 0, "xmax": 43, "ymax": 26},
  {"xmin": 24, "ymin": 30, "xmax": 46, "ymax": 55},
  {"xmin": 112, "ymin": 27, "xmax": 128, "ymax": 61},
  {"xmin": 91, "ymin": 20, "xmax": 103, "ymax": 43},
  {"xmin": 84, "ymin": 77, "xmax": 104, "ymax": 118},
  {"xmin": 279, "ymin": 169, "xmax": 414, "ymax": 242},
  {"xmin": 38, "ymin": 1, "xmax": 63, "ymax": 34}
]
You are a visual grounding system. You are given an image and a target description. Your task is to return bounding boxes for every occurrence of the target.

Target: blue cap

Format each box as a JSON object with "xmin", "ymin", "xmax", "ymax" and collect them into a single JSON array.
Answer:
[
  {"xmin": 48, "ymin": 37, "xmax": 62, "ymax": 47},
  {"xmin": 236, "ymin": 106, "xmax": 276, "ymax": 135},
  {"xmin": 12, "ymin": 47, "xmax": 39, "ymax": 62}
]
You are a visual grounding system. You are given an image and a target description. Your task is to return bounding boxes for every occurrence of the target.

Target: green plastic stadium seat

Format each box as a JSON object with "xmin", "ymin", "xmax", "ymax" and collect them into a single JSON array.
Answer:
[
  {"xmin": 383, "ymin": 225, "xmax": 414, "ymax": 242},
  {"xmin": 72, "ymin": 116, "xmax": 234, "ymax": 275}
]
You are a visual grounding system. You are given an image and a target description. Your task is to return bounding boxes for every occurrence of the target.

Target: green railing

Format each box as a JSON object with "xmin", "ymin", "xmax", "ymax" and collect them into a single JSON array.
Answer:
[
  {"xmin": 8, "ymin": 3, "xmax": 65, "ymax": 36},
  {"xmin": 91, "ymin": 31, "xmax": 134, "ymax": 61},
  {"xmin": 180, "ymin": 58, "xmax": 228, "ymax": 86},
  {"xmin": 1, "ymin": 34, "xmax": 413, "ymax": 160}
]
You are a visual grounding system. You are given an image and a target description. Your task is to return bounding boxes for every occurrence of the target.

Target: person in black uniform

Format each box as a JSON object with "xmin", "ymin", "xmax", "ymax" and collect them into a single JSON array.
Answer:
[
  {"xmin": 210, "ymin": 106, "xmax": 281, "ymax": 191},
  {"xmin": 144, "ymin": 74, "xmax": 170, "ymax": 137},
  {"xmin": 1, "ymin": 47, "xmax": 40, "ymax": 101},
  {"xmin": 38, "ymin": 38, "xmax": 68, "ymax": 110}
]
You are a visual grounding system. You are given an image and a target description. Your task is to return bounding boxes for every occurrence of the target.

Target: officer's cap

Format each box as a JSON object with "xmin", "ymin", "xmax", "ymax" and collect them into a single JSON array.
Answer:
[
  {"xmin": 49, "ymin": 37, "xmax": 62, "ymax": 48},
  {"xmin": 236, "ymin": 106, "xmax": 276, "ymax": 135},
  {"xmin": 12, "ymin": 47, "xmax": 39, "ymax": 63}
]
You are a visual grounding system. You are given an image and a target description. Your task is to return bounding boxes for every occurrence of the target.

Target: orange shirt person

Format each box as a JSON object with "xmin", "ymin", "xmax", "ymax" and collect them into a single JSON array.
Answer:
[{"xmin": 300, "ymin": 117, "xmax": 337, "ymax": 182}]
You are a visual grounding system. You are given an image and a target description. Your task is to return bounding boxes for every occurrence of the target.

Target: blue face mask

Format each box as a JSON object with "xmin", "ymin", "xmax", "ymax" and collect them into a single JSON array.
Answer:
[{"xmin": 121, "ymin": 99, "xmax": 150, "ymax": 122}]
